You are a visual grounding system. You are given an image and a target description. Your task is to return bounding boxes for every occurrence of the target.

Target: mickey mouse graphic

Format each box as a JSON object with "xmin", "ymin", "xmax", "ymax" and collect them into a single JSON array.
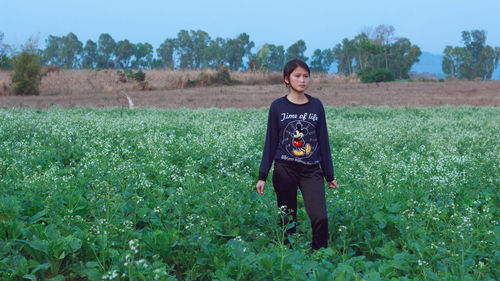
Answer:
[{"xmin": 292, "ymin": 123, "xmax": 312, "ymax": 156}]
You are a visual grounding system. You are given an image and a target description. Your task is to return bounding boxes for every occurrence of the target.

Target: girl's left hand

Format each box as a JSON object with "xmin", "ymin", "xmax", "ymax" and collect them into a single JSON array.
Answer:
[{"xmin": 328, "ymin": 179, "xmax": 338, "ymax": 189}]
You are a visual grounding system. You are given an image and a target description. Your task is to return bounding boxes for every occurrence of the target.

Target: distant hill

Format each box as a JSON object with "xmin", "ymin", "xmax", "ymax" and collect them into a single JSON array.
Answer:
[
  {"xmin": 410, "ymin": 51, "xmax": 500, "ymax": 79},
  {"xmin": 410, "ymin": 52, "xmax": 444, "ymax": 78}
]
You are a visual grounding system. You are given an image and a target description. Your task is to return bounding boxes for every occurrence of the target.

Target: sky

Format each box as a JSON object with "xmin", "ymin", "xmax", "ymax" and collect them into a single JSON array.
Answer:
[{"xmin": 1, "ymin": 0, "xmax": 500, "ymax": 56}]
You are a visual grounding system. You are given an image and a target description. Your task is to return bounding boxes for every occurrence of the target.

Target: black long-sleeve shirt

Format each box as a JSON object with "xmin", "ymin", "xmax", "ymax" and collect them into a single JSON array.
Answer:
[{"xmin": 258, "ymin": 94, "xmax": 335, "ymax": 182}]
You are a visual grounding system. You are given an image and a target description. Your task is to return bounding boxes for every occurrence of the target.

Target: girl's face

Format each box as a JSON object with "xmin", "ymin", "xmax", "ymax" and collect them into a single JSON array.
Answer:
[{"xmin": 285, "ymin": 66, "xmax": 310, "ymax": 94}]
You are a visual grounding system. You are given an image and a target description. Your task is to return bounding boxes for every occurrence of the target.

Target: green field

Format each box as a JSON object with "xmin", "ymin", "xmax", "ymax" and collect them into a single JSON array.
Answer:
[{"xmin": 0, "ymin": 107, "xmax": 499, "ymax": 280}]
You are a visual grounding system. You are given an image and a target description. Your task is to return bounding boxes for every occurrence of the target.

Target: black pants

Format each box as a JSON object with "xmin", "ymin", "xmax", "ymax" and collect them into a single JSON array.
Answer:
[{"xmin": 272, "ymin": 160, "xmax": 328, "ymax": 250}]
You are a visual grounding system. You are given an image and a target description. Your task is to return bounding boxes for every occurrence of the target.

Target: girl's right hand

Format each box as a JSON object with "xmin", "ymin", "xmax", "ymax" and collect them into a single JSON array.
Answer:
[
  {"xmin": 256, "ymin": 180, "xmax": 266, "ymax": 195},
  {"xmin": 328, "ymin": 179, "xmax": 339, "ymax": 189}
]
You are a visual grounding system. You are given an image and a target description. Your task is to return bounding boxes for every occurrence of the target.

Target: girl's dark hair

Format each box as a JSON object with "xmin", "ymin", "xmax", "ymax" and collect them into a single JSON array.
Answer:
[{"xmin": 283, "ymin": 59, "xmax": 310, "ymax": 88}]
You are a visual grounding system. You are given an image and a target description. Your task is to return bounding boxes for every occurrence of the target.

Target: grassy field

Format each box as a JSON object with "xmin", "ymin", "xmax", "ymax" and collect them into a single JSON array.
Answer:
[{"xmin": 0, "ymin": 106, "xmax": 499, "ymax": 280}]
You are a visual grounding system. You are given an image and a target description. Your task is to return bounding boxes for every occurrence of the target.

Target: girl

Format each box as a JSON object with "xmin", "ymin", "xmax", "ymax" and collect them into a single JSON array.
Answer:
[{"xmin": 256, "ymin": 59, "xmax": 338, "ymax": 250}]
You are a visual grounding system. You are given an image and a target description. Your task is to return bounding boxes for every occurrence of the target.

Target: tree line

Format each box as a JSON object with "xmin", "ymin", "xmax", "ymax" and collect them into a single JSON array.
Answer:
[
  {"xmin": 442, "ymin": 30, "xmax": 500, "ymax": 80},
  {"xmin": 1, "ymin": 26, "xmax": 499, "ymax": 81},
  {"xmin": 332, "ymin": 25, "xmax": 422, "ymax": 79}
]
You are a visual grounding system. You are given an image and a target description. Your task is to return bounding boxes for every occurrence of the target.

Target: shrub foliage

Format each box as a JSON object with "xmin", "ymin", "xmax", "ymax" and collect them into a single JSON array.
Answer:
[
  {"xmin": 186, "ymin": 66, "xmax": 240, "ymax": 87},
  {"xmin": 11, "ymin": 51, "xmax": 43, "ymax": 95},
  {"xmin": 358, "ymin": 68, "xmax": 395, "ymax": 83}
]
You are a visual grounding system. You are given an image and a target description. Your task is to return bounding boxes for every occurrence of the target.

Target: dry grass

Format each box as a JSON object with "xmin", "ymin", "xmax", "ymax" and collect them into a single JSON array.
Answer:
[
  {"xmin": 0, "ymin": 69, "xmax": 362, "ymax": 97},
  {"xmin": 2, "ymin": 69, "xmax": 499, "ymax": 109}
]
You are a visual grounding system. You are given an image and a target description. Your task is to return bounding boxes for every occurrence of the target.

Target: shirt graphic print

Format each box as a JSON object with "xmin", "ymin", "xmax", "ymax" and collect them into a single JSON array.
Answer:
[{"xmin": 282, "ymin": 120, "xmax": 318, "ymax": 158}]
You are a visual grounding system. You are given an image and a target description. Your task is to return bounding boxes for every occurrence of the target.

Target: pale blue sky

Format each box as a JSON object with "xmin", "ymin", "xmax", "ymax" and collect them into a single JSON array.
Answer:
[{"xmin": 1, "ymin": 0, "xmax": 499, "ymax": 55}]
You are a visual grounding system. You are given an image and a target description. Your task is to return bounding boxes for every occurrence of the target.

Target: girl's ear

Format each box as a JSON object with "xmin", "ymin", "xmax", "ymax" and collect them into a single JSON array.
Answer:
[{"xmin": 284, "ymin": 76, "xmax": 289, "ymax": 85}]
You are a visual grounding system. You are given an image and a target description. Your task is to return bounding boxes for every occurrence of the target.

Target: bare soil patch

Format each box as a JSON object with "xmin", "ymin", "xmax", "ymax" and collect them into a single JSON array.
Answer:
[{"xmin": 1, "ymin": 69, "xmax": 499, "ymax": 108}]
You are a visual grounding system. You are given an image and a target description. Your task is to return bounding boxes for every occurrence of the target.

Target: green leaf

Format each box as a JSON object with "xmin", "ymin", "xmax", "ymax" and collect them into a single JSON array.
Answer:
[
  {"xmin": 31, "ymin": 262, "xmax": 50, "ymax": 274},
  {"xmin": 313, "ymin": 267, "xmax": 333, "ymax": 281},
  {"xmin": 333, "ymin": 264, "xmax": 354, "ymax": 281},
  {"xmin": 57, "ymin": 251, "xmax": 66, "ymax": 259},
  {"xmin": 363, "ymin": 272, "xmax": 382, "ymax": 281},
  {"xmin": 27, "ymin": 259, "xmax": 40, "ymax": 269},
  {"xmin": 494, "ymin": 225, "xmax": 500, "ymax": 243},
  {"xmin": 409, "ymin": 241, "xmax": 422, "ymax": 257},
  {"xmin": 27, "ymin": 240, "xmax": 49, "ymax": 256},
  {"xmin": 389, "ymin": 252, "xmax": 416, "ymax": 273},
  {"xmin": 23, "ymin": 274, "xmax": 37, "ymax": 281},
  {"xmin": 82, "ymin": 268, "xmax": 101, "ymax": 281},
  {"xmin": 373, "ymin": 211, "xmax": 387, "ymax": 229},
  {"xmin": 66, "ymin": 235, "xmax": 82, "ymax": 252},
  {"xmin": 85, "ymin": 261, "xmax": 99, "ymax": 268},
  {"xmin": 29, "ymin": 209, "xmax": 46, "ymax": 224},
  {"xmin": 376, "ymin": 241, "xmax": 398, "ymax": 259},
  {"xmin": 385, "ymin": 202, "xmax": 402, "ymax": 213},
  {"xmin": 214, "ymin": 231, "xmax": 235, "ymax": 238},
  {"xmin": 11, "ymin": 254, "xmax": 28, "ymax": 276},
  {"xmin": 45, "ymin": 224, "xmax": 61, "ymax": 241},
  {"xmin": 50, "ymin": 240, "xmax": 66, "ymax": 259},
  {"xmin": 47, "ymin": 274, "xmax": 65, "ymax": 281}
]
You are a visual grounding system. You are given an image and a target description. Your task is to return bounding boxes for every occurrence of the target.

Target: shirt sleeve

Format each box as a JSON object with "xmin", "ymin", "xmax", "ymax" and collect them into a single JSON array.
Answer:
[
  {"xmin": 316, "ymin": 102, "xmax": 335, "ymax": 182},
  {"xmin": 258, "ymin": 103, "xmax": 279, "ymax": 181}
]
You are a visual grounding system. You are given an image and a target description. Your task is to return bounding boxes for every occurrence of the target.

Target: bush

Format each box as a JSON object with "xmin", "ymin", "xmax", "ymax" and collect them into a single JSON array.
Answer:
[
  {"xmin": 134, "ymin": 70, "xmax": 146, "ymax": 82},
  {"xmin": 212, "ymin": 66, "xmax": 232, "ymax": 85},
  {"xmin": 358, "ymin": 68, "xmax": 395, "ymax": 83},
  {"xmin": 116, "ymin": 69, "xmax": 134, "ymax": 83},
  {"xmin": 186, "ymin": 67, "xmax": 240, "ymax": 87},
  {"xmin": 117, "ymin": 69, "xmax": 146, "ymax": 83},
  {"xmin": 0, "ymin": 54, "xmax": 12, "ymax": 69},
  {"xmin": 11, "ymin": 51, "xmax": 42, "ymax": 95}
]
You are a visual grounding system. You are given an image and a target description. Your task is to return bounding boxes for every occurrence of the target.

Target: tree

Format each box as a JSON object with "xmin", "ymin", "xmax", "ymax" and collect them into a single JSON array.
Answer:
[
  {"xmin": 226, "ymin": 33, "xmax": 254, "ymax": 71},
  {"xmin": 333, "ymin": 27, "xmax": 420, "ymax": 79},
  {"xmin": 132, "ymin": 42, "xmax": 153, "ymax": 69},
  {"xmin": 60, "ymin": 32, "xmax": 83, "ymax": 68},
  {"xmin": 482, "ymin": 45, "xmax": 500, "ymax": 80},
  {"xmin": 96, "ymin": 33, "xmax": 116, "ymax": 68},
  {"xmin": 0, "ymin": 53, "xmax": 9, "ymax": 69},
  {"xmin": 191, "ymin": 30, "xmax": 211, "ymax": 69},
  {"xmin": 115, "ymin": 39, "xmax": 135, "ymax": 68},
  {"xmin": 0, "ymin": 32, "xmax": 5, "ymax": 54},
  {"xmin": 0, "ymin": 32, "xmax": 12, "ymax": 69},
  {"xmin": 442, "ymin": 30, "xmax": 499, "ymax": 80},
  {"xmin": 11, "ymin": 50, "xmax": 42, "ymax": 95},
  {"xmin": 250, "ymin": 43, "xmax": 284, "ymax": 72},
  {"xmin": 353, "ymin": 33, "xmax": 380, "ymax": 72},
  {"xmin": 442, "ymin": 46, "xmax": 469, "ymax": 79},
  {"xmin": 388, "ymin": 38, "xmax": 421, "ymax": 79},
  {"xmin": 333, "ymin": 38, "xmax": 355, "ymax": 75},
  {"xmin": 249, "ymin": 44, "xmax": 269, "ymax": 71},
  {"xmin": 267, "ymin": 44, "xmax": 285, "ymax": 71},
  {"xmin": 374, "ymin": 24, "xmax": 395, "ymax": 70},
  {"xmin": 42, "ymin": 35, "xmax": 63, "ymax": 66},
  {"xmin": 205, "ymin": 37, "xmax": 226, "ymax": 69},
  {"xmin": 285, "ymin": 40, "xmax": 308, "ymax": 62},
  {"xmin": 309, "ymin": 48, "xmax": 334, "ymax": 73},
  {"xmin": 462, "ymin": 30, "xmax": 486, "ymax": 79},
  {"xmin": 157, "ymin": 38, "xmax": 177, "ymax": 69},
  {"xmin": 177, "ymin": 30, "xmax": 194, "ymax": 69},
  {"xmin": 82, "ymin": 40, "xmax": 98, "ymax": 69},
  {"xmin": 21, "ymin": 34, "xmax": 41, "ymax": 56}
]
